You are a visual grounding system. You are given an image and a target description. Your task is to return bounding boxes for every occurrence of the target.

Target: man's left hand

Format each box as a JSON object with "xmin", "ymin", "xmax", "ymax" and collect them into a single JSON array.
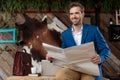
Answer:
[{"xmin": 91, "ymin": 54, "xmax": 101, "ymax": 64}]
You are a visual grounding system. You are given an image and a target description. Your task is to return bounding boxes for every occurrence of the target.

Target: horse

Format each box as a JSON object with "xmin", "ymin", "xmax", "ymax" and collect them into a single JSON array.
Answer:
[{"xmin": 15, "ymin": 13, "xmax": 61, "ymax": 62}]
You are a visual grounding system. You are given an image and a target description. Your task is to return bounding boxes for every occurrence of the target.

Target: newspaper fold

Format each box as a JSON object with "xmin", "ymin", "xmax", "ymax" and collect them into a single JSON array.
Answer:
[{"xmin": 42, "ymin": 42, "xmax": 100, "ymax": 76}]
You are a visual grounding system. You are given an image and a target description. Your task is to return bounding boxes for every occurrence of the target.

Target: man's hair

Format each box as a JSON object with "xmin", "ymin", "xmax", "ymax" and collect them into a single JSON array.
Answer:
[{"xmin": 68, "ymin": 2, "xmax": 85, "ymax": 13}]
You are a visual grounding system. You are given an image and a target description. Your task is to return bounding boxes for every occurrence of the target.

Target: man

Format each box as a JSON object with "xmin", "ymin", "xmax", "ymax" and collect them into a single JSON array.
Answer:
[{"xmin": 46, "ymin": 2, "xmax": 110, "ymax": 80}]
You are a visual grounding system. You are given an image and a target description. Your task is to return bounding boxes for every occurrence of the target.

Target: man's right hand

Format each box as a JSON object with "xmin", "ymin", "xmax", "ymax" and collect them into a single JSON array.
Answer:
[{"xmin": 46, "ymin": 54, "xmax": 53, "ymax": 61}]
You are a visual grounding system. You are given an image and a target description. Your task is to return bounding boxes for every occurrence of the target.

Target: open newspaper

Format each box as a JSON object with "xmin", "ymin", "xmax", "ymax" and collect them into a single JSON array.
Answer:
[{"xmin": 42, "ymin": 42, "xmax": 100, "ymax": 76}]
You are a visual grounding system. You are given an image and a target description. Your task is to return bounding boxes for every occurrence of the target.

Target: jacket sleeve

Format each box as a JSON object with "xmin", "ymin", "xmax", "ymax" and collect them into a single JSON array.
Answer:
[
  {"xmin": 61, "ymin": 32, "xmax": 66, "ymax": 48},
  {"xmin": 94, "ymin": 27, "xmax": 110, "ymax": 63}
]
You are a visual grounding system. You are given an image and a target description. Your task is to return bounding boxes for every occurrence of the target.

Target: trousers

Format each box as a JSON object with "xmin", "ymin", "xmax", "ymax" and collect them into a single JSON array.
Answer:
[{"xmin": 56, "ymin": 68, "xmax": 95, "ymax": 80}]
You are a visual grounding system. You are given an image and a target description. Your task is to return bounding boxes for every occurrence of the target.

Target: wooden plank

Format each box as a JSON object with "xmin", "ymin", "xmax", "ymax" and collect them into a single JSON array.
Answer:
[
  {"xmin": 7, "ymin": 76, "xmax": 56, "ymax": 80},
  {"xmin": 0, "ymin": 51, "xmax": 14, "ymax": 76},
  {"xmin": 0, "ymin": 67, "xmax": 8, "ymax": 80}
]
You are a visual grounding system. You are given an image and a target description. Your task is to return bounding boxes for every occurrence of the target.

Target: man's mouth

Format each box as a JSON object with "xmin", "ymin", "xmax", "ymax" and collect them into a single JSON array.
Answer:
[{"xmin": 72, "ymin": 19, "xmax": 78, "ymax": 22}]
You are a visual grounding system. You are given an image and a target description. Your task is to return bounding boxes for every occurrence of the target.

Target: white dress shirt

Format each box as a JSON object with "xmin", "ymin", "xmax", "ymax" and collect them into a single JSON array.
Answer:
[{"xmin": 72, "ymin": 25, "xmax": 83, "ymax": 45}]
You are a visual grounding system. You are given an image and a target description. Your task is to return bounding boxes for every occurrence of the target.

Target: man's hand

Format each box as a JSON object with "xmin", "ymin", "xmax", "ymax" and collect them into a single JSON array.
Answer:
[
  {"xmin": 46, "ymin": 54, "xmax": 53, "ymax": 61},
  {"xmin": 91, "ymin": 54, "xmax": 101, "ymax": 64}
]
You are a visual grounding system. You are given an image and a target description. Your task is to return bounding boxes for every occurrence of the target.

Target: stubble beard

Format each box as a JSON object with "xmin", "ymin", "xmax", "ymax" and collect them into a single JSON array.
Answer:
[{"xmin": 73, "ymin": 20, "xmax": 82, "ymax": 26}]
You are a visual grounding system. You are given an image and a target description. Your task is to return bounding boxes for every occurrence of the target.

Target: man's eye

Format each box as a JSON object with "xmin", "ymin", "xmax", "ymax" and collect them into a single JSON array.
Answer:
[
  {"xmin": 70, "ymin": 13, "xmax": 73, "ymax": 15},
  {"xmin": 75, "ymin": 12, "xmax": 81, "ymax": 14}
]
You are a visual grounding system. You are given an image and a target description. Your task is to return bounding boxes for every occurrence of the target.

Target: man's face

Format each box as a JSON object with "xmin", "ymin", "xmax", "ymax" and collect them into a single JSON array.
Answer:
[{"xmin": 69, "ymin": 6, "xmax": 84, "ymax": 26}]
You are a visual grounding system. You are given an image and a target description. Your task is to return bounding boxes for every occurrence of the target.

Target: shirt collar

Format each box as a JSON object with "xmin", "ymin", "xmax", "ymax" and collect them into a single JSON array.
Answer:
[{"xmin": 72, "ymin": 25, "xmax": 83, "ymax": 33}]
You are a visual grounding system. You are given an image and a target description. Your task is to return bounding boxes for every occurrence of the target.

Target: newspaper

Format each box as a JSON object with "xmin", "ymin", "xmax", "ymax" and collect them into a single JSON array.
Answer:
[{"xmin": 42, "ymin": 42, "xmax": 100, "ymax": 76}]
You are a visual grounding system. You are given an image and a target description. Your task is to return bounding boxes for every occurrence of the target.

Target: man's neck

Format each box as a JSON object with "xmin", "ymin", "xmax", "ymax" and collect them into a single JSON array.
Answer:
[{"xmin": 73, "ymin": 24, "xmax": 82, "ymax": 32}]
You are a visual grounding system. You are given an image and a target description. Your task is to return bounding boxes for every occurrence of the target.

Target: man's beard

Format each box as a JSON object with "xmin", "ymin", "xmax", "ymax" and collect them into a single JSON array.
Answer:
[
  {"xmin": 72, "ymin": 18, "xmax": 82, "ymax": 26},
  {"xmin": 73, "ymin": 20, "xmax": 82, "ymax": 26}
]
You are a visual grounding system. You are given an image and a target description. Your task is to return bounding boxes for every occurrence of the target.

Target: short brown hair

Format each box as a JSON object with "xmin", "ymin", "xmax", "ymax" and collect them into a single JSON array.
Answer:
[{"xmin": 68, "ymin": 2, "xmax": 85, "ymax": 13}]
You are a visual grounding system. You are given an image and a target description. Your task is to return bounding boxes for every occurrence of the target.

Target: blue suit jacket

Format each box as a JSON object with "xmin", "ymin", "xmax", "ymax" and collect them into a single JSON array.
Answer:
[{"xmin": 61, "ymin": 24, "xmax": 110, "ymax": 80}]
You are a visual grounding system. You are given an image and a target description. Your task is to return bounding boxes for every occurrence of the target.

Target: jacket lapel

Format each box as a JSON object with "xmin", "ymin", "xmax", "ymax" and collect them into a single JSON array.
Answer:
[
  {"xmin": 81, "ymin": 24, "xmax": 88, "ymax": 44},
  {"xmin": 69, "ymin": 27, "xmax": 76, "ymax": 46}
]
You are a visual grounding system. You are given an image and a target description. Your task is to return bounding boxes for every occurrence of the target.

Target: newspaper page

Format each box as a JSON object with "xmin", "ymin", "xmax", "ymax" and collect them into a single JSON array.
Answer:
[{"xmin": 42, "ymin": 42, "xmax": 100, "ymax": 76}]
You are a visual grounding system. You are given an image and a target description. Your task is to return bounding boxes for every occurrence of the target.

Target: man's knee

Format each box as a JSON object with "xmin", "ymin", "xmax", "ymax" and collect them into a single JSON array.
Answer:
[
  {"xmin": 55, "ymin": 68, "xmax": 95, "ymax": 80},
  {"xmin": 81, "ymin": 73, "xmax": 95, "ymax": 80},
  {"xmin": 56, "ymin": 68, "xmax": 80, "ymax": 80}
]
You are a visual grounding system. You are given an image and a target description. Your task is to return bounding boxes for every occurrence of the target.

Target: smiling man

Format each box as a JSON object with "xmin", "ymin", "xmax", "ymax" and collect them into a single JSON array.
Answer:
[{"xmin": 46, "ymin": 2, "xmax": 110, "ymax": 80}]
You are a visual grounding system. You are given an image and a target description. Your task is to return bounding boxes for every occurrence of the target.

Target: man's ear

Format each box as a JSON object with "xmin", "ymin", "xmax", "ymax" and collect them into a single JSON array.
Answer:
[
  {"xmin": 83, "ymin": 12, "xmax": 85, "ymax": 17},
  {"xmin": 82, "ymin": 12, "xmax": 85, "ymax": 19}
]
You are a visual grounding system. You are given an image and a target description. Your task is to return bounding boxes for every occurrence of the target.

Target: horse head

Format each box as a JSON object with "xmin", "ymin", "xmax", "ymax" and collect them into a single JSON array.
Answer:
[{"xmin": 15, "ymin": 13, "xmax": 61, "ymax": 62}]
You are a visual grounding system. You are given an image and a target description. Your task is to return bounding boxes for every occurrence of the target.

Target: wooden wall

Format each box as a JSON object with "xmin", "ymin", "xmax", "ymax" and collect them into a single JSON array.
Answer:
[{"xmin": 0, "ymin": 12, "xmax": 120, "ymax": 80}]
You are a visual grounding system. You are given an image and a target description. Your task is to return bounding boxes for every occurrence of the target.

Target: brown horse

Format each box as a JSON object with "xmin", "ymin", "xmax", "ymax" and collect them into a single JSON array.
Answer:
[{"xmin": 15, "ymin": 13, "xmax": 61, "ymax": 62}]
